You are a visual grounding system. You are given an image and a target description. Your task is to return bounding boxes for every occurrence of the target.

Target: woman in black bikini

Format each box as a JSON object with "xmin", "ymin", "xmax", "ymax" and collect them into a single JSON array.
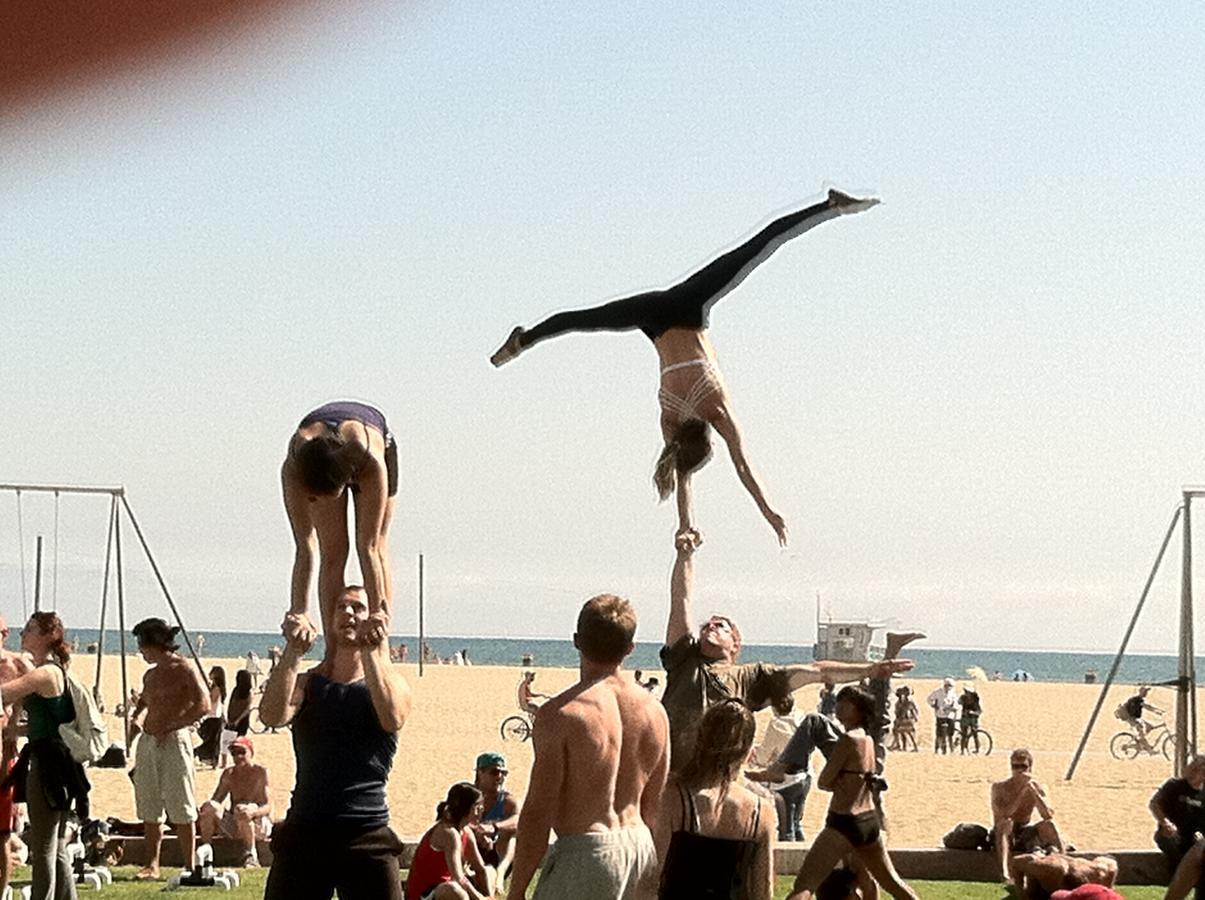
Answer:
[
  {"xmin": 787, "ymin": 686, "xmax": 918, "ymax": 900},
  {"xmin": 654, "ymin": 699, "xmax": 775, "ymax": 900},
  {"xmin": 490, "ymin": 189, "xmax": 878, "ymax": 546}
]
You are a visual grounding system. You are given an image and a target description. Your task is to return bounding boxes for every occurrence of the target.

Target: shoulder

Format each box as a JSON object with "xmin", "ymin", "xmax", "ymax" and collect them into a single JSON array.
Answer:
[{"xmin": 661, "ymin": 634, "xmax": 699, "ymax": 666}]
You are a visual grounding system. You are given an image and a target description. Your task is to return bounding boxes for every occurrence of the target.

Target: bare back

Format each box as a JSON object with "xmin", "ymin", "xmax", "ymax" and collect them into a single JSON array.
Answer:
[{"xmin": 537, "ymin": 673, "xmax": 668, "ymax": 835}]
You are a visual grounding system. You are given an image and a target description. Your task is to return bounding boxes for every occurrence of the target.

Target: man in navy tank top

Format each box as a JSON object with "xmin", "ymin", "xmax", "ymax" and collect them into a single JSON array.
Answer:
[{"xmin": 259, "ymin": 585, "xmax": 413, "ymax": 900}]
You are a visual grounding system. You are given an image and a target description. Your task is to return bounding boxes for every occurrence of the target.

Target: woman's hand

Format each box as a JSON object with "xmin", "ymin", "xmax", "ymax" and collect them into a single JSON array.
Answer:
[{"xmin": 765, "ymin": 510, "xmax": 788, "ymax": 547}]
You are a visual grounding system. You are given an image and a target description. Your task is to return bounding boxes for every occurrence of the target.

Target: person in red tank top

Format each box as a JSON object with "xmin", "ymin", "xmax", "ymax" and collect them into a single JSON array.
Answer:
[{"xmin": 407, "ymin": 783, "xmax": 493, "ymax": 900}]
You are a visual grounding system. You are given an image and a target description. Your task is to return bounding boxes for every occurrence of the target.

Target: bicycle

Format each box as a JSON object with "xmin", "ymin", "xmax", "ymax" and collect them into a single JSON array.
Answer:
[
  {"xmin": 950, "ymin": 718, "xmax": 994, "ymax": 756},
  {"xmin": 1111, "ymin": 718, "xmax": 1173, "ymax": 760},
  {"xmin": 500, "ymin": 710, "xmax": 535, "ymax": 742}
]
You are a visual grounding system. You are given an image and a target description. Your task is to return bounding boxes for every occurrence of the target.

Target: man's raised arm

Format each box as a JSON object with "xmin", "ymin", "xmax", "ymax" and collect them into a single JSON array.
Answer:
[
  {"xmin": 260, "ymin": 625, "xmax": 312, "ymax": 728},
  {"xmin": 666, "ymin": 534, "xmax": 697, "ymax": 648},
  {"xmin": 360, "ymin": 614, "xmax": 412, "ymax": 732}
]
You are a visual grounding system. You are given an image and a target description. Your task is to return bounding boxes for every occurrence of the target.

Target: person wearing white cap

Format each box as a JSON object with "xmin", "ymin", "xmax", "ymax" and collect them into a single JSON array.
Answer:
[{"xmin": 926, "ymin": 678, "xmax": 958, "ymax": 755}]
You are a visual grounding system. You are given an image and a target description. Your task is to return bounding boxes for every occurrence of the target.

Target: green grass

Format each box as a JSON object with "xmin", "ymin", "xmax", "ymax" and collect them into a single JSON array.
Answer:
[{"xmin": 7, "ymin": 868, "xmax": 1167, "ymax": 898}]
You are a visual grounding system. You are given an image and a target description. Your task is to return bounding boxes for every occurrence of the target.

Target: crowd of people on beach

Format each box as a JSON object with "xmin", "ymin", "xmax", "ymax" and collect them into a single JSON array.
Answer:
[{"xmin": 2, "ymin": 191, "xmax": 1198, "ymax": 900}]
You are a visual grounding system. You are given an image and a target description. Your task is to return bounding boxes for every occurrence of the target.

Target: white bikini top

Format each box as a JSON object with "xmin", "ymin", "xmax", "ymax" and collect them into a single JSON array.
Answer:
[{"xmin": 658, "ymin": 359, "xmax": 723, "ymax": 422}]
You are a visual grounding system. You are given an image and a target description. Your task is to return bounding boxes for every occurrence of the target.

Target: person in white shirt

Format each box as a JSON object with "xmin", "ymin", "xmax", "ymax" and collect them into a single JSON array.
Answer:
[
  {"xmin": 749, "ymin": 673, "xmax": 808, "ymax": 841},
  {"xmin": 926, "ymin": 678, "xmax": 959, "ymax": 755}
]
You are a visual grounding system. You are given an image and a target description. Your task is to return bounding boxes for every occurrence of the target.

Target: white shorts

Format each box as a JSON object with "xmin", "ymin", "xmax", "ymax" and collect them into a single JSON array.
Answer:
[{"xmin": 133, "ymin": 728, "xmax": 197, "ymax": 824}]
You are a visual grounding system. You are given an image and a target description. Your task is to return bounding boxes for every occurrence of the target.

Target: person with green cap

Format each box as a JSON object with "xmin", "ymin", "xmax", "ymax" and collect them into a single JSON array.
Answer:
[{"xmin": 470, "ymin": 751, "xmax": 521, "ymax": 883}]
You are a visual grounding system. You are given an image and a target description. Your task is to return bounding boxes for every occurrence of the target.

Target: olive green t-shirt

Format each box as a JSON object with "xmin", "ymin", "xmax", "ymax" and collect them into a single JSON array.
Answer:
[{"xmin": 659, "ymin": 634, "xmax": 777, "ymax": 770}]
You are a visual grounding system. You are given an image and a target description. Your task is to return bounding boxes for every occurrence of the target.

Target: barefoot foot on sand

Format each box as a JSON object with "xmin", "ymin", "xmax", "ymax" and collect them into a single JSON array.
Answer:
[{"xmin": 490, "ymin": 327, "xmax": 526, "ymax": 367}]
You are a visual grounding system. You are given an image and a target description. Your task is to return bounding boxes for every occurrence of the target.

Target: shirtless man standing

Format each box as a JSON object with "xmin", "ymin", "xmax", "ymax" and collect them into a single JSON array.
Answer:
[
  {"xmin": 0, "ymin": 615, "xmax": 32, "ymax": 897},
  {"xmin": 130, "ymin": 618, "xmax": 211, "ymax": 879},
  {"xmin": 507, "ymin": 594, "xmax": 669, "ymax": 900},
  {"xmin": 198, "ymin": 736, "xmax": 272, "ymax": 867},
  {"xmin": 991, "ymin": 748, "xmax": 1065, "ymax": 883}
]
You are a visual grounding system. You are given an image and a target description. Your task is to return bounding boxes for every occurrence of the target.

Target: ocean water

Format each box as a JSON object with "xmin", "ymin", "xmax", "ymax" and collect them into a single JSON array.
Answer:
[{"xmin": 68, "ymin": 627, "xmax": 1201, "ymax": 686}]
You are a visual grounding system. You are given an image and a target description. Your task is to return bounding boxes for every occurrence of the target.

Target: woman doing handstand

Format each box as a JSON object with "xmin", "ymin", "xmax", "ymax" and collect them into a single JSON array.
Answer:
[{"xmin": 490, "ymin": 189, "xmax": 878, "ymax": 545}]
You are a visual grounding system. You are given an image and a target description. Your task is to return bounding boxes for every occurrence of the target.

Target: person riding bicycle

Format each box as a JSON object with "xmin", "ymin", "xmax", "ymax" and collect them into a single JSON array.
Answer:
[
  {"xmin": 1119, "ymin": 686, "xmax": 1162, "ymax": 751},
  {"xmin": 516, "ymin": 671, "xmax": 549, "ymax": 717},
  {"xmin": 958, "ymin": 686, "xmax": 983, "ymax": 755}
]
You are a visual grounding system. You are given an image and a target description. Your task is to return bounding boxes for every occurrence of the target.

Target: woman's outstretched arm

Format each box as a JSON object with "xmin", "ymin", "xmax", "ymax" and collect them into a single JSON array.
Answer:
[{"xmin": 710, "ymin": 407, "xmax": 788, "ymax": 546}]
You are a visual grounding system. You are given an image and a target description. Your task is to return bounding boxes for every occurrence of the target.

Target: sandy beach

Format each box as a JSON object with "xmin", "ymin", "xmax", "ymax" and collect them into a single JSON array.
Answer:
[{"xmin": 69, "ymin": 653, "xmax": 1187, "ymax": 849}]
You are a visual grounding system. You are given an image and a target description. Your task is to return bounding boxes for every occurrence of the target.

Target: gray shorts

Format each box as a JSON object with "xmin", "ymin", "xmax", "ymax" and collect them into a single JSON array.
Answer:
[{"xmin": 533, "ymin": 825, "xmax": 656, "ymax": 900}]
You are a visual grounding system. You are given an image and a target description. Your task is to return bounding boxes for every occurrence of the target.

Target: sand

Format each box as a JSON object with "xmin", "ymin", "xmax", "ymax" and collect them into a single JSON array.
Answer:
[{"xmin": 69, "ymin": 653, "xmax": 1187, "ymax": 849}]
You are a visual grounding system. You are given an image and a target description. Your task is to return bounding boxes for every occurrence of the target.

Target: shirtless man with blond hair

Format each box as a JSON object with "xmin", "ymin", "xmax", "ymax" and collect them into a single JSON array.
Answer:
[
  {"xmin": 507, "ymin": 594, "xmax": 669, "ymax": 900},
  {"xmin": 992, "ymin": 748, "xmax": 1065, "ymax": 883},
  {"xmin": 0, "ymin": 615, "xmax": 32, "ymax": 896},
  {"xmin": 130, "ymin": 617, "xmax": 211, "ymax": 880}
]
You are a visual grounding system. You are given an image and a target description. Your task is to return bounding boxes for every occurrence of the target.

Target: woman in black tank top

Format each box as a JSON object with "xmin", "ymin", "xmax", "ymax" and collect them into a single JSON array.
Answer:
[
  {"xmin": 786, "ymin": 687, "xmax": 918, "ymax": 900},
  {"xmin": 655, "ymin": 699, "xmax": 774, "ymax": 900}
]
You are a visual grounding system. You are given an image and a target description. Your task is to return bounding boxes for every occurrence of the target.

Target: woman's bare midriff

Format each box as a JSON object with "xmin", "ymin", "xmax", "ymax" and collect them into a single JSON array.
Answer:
[{"xmin": 654, "ymin": 327, "xmax": 726, "ymax": 420}]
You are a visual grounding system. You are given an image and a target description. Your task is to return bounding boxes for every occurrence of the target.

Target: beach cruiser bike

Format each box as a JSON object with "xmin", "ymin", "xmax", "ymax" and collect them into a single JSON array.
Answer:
[
  {"xmin": 500, "ymin": 707, "xmax": 536, "ymax": 743},
  {"xmin": 950, "ymin": 718, "xmax": 994, "ymax": 756},
  {"xmin": 1111, "ymin": 717, "xmax": 1173, "ymax": 760}
]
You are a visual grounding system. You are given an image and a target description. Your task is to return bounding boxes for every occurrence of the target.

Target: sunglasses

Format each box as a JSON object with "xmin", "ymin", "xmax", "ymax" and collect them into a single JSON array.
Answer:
[
  {"xmin": 488, "ymin": 767, "xmax": 508, "ymax": 776},
  {"xmin": 231, "ymin": 748, "xmax": 249, "ymax": 756},
  {"xmin": 1011, "ymin": 761, "xmax": 1030, "ymax": 770}
]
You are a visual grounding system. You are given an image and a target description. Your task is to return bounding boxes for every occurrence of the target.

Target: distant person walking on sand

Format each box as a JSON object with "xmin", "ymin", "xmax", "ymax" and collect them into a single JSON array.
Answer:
[
  {"xmin": 198, "ymin": 736, "xmax": 272, "ymax": 868},
  {"xmin": 507, "ymin": 594, "xmax": 669, "ymax": 900},
  {"xmin": 889, "ymin": 686, "xmax": 919, "ymax": 753},
  {"xmin": 661, "ymin": 531, "xmax": 914, "ymax": 771},
  {"xmin": 0, "ymin": 614, "xmax": 32, "ymax": 899},
  {"xmin": 130, "ymin": 617, "xmax": 211, "ymax": 880},
  {"xmin": 244, "ymin": 652, "xmax": 263, "ymax": 692},
  {"xmin": 260, "ymin": 585, "xmax": 412, "ymax": 900},
  {"xmin": 785, "ymin": 686, "xmax": 918, "ymax": 900},
  {"xmin": 0, "ymin": 612, "xmax": 88, "ymax": 900},
  {"xmin": 281, "ymin": 400, "xmax": 398, "ymax": 646},
  {"xmin": 517, "ymin": 671, "xmax": 549, "ymax": 717},
  {"xmin": 490, "ymin": 191, "xmax": 880, "ymax": 545},
  {"xmin": 927, "ymin": 678, "xmax": 958, "ymax": 755},
  {"xmin": 991, "ymin": 748, "xmax": 1064, "ymax": 885},
  {"xmin": 958, "ymin": 686, "xmax": 983, "ymax": 755},
  {"xmin": 1119, "ymin": 686, "xmax": 1162, "ymax": 751},
  {"xmin": 818, "ymin": 678, "xmax": 837, "ymax": 718},
  {"xmin": 655, "ymin": 700, "xmax": 776, "ymax": 900},
  {"xmin": 1148, "ymin": 754, "xmax": 1205, "ymax": 900}
]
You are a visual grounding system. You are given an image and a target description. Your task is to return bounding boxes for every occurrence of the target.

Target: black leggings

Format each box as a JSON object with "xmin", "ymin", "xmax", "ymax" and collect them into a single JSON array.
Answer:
[{"xmin": 522, "ymin": 197, "xmax": 841, "ymax": 345}]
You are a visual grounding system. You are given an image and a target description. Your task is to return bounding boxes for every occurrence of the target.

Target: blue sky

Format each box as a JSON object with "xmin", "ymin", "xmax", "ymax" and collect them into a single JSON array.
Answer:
[{"xmin": 2, "ymin": 4, "xmax": 1203, "ymax": 652}]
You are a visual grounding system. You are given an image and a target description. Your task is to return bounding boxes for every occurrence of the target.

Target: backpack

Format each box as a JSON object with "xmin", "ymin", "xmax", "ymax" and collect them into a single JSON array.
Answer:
[
  {"xmin": 942, "ymin": 822, "xmax": 992, "ymax": 850},
  {"xmin": 57, "ymin": 666, "xmax": 109, "ymax": 764}
]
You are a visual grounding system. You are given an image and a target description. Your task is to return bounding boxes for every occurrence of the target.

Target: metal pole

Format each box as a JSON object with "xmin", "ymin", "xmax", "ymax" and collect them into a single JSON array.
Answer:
[
  {"xmin": 0, "ymin": 483, "xmax": 125, "ymax": 496},
  {"xmin": 94, "ymin": 495, "xmax": 117, "ymax": 706},
  {"xmin": 1179, "ymin": 492, "xmax": 1196, "ymax": 773},
  {"xmin": 52, "ymin": 491, "xmax": 59, "ymax": 607},
  {"xmin": 418, "ymin": 553, "xmax": 425, "ymax": 678},
  {"xmin": 34, "ymin": 535, "xmax": 43, "ymax": 613},
  {"xmin": 1066, "ymin": 503, "xmax": 1182, "ymax": 780},
  {"xmin": 115, "ymin": 507, "xmax": 130, "ymax": 749},
  {"xmin": 15, "ymin": 491, "xmax": 28, "ymax": 619},
  {"xmin": 119, "ymin": 496, "xmax": 206, "ymax": 683}
]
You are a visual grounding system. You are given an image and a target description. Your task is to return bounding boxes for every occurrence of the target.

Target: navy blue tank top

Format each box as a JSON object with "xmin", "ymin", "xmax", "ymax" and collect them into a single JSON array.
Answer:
[
  {"xmin": 299, "ymin": 401, "xmax": 389, "ymax": 436},
  {"xmin": 287, "ymin": 674, "xmax": 398, "ymax": 828}
]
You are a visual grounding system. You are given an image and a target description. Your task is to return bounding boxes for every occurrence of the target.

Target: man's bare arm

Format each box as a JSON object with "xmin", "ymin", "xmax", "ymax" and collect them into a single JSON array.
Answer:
[
  {"xmin": 259, "ymin": 632, "xmax": 311, "ymax": 728},
  {"xmin": 639, "ymin": 708, "xmax": 670, "ymax": 830},
  {"xmin": 783, "ymin": 658, "xmax": 913, "ymax": 691},
  {"xmin": 360, "ymin": 617, "xmax": 412, "ymax": 732},
  {"xmin": 666, "ymin": 538, "xmax": 696, "ymax": 648},
  {"xmin": 1031, "ymin": 783, "xmax": 1054, "ymax": 820},
  {"xmin": 210, "ymin": 770, "xmax": 232, "ymax": 805},
  {"xmin": 507, "ymin": 707, "xmax": 566, "ymax": 900}
]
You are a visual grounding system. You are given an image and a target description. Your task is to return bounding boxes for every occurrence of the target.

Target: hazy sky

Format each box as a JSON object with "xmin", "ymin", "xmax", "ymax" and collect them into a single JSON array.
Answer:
[{"xmin": 2, "ymin": 4, "xmax": 1203, "ymax": 653}]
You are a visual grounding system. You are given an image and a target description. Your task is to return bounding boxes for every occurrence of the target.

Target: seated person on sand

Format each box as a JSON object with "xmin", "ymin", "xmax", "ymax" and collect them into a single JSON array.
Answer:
[
  {"xmin": 516, "ymin": 671, "xmax": 548, "ymax": 717},
  {"xmin": 281, "ymin": 400, "xmax": 398, "ymax": 644},
  {"xmin": 407, "ymin": 782, "xmax": 493, "ymax": 900},
  {"xmin": 198, "ymin": 736, "xmax": 272, "ymax": 867},
  {"xmin": 1149, "ymin": 754, "xmax": 1205, "ymax": 900},
  {"xmin": 469, "ymin": 751, "xmax": 520, "ymax": 881},
  {"xmin": 1007, "ymin": 852, "xmax": 1117, "ymax": 900},
  {"xmin": 991, "ymin": 748, "xmax": 1065, "ymax": 883}
]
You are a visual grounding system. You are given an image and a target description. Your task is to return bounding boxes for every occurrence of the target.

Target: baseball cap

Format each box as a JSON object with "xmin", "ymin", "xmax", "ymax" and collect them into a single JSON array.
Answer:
[
  {"xmin": 133, "ymin": 617, "xmax": 180, "ymax": 651},
  {"xmin": 1051, "ymin": 886, "xmax": 1122, "ymax": 900},
  {"xmin": 230, "ymin": 737, "xmax": 254, "ymax": 755},
  {"xmin": 476, "ymin": 751, "xmax": 506, "ymax": 770},
  {"xmin": 943, "ymin": 676, "xmax": 954, "ymax": 687}
]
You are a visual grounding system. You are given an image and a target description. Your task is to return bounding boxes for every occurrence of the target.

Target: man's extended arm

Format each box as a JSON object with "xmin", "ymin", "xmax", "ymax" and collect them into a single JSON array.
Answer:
[
  {"xmin": 782, "ymin": 658, "xmax": 912, "ymax": 692},
  {"xmin": 665, "ymin": 536, "xmax": 696, "ymax": 648},
  {"xmin": 259, "ymin": 628, "xmax": 311, "ymax": 728},
  {"xmin": 360, "ymin": 615, "xmax": 412, "ymax": 732},
  {"xmin": 507, "ymin": 707, "xmax": 565, "ymax": 900}
]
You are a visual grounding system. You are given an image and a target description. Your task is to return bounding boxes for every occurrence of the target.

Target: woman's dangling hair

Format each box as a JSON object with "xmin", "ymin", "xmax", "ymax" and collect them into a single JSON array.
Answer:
[{"xmin": 653, "ymin": 418, "xmax": 713, "ymax": 500}]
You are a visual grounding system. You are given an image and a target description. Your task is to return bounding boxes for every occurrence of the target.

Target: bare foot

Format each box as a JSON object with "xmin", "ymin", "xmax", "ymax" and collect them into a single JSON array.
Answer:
[
  {"xmin": 490, "ymin": 326, "xmax": 526, "ymax": 367},
  {"xmin": 885, "ymin": 631, "xmax": 926, "ymax": 659},
  {"xmin": 135, "ymin": 866, "xmax": 160, "ymax": 880},
  {"xmin": 827, "ymin": 188, "xmax": 880, "ymax": 213}
]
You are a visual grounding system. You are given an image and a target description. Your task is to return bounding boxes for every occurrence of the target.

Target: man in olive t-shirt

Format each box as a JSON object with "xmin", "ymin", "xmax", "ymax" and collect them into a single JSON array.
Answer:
[{"xmin": 659, "ymin": 531, "xmax": 914, "ymax": 770}]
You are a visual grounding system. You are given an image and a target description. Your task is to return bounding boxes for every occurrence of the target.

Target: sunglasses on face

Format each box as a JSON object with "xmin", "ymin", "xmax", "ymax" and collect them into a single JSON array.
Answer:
[{"xmin": 1011, "ymin": 761, "xmax": 1029, "ymax": 770}]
